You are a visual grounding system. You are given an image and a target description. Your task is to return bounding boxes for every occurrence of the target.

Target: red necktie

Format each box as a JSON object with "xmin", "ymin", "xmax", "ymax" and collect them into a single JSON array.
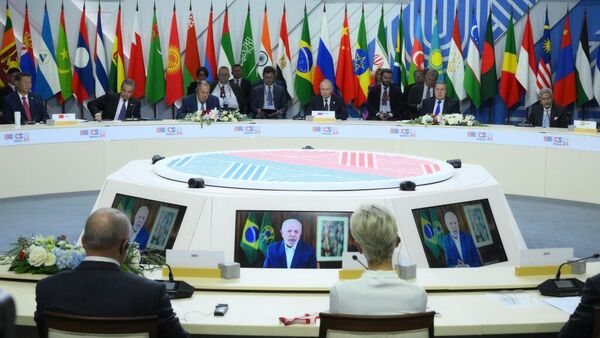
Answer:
[
  {"xmin": 22, "ymin": 96, "xmax": 32, "ymax": 121},
  {"xmin": 382, "ymin": 87, "xmax": 389, "ymax": 106}
]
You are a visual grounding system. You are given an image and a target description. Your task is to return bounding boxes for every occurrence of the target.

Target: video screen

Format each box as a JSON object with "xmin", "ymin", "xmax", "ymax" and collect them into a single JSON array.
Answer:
[
  {"xmin": 411, "ymin": 199, "xmax": 507, "ymax": 268},
  {"xmin": 112, "ymin": 194, "xmax": 187, "ymax": 255},
  {"xmin": 234, "ymin": 210, "xmax": 354, "ymax": 268}
]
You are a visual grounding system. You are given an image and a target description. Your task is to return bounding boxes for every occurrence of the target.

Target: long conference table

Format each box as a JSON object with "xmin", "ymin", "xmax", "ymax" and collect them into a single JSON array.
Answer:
[{"xmin": 2, "ymin": 119, "xmax": 600, "ymax": 336}]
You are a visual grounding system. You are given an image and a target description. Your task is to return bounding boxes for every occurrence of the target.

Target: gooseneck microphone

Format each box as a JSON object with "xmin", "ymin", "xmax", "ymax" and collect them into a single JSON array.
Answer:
[
  {"xmin": 555, "ymin": 253, "xmax": 599, "ymax": 280},
  {"xmin": 352, "ymin": 255, "xmax": 369, "ymax": 270}
]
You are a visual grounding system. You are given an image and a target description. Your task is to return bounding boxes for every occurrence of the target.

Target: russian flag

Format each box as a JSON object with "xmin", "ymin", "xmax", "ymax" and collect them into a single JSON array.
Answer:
[
  {"xmin": 72, "ymin": 3, "xmax": 94, "ymax": 103},
  {"xmin": 312, "ymin": 5, "xmax": 335, "ymax": 95},
  {"xmin": 553, "ymin": 14, "xmax": 576, "ymax": 107},
  {"xmin": 34, "ymin": 5, "xmax": 60, "ymax": 100}
]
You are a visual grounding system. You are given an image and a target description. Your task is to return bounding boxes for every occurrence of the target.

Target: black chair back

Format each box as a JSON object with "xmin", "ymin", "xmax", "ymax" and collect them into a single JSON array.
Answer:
[{"xmin": 319, "ymin": 311, "xmax": 435, "ymax": 338}]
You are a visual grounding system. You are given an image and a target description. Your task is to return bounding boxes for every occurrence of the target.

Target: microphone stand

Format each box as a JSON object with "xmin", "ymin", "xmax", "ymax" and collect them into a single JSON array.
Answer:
[{"xmin": 537, "ymin": 253, "xmax": 599, "ymax": 297}]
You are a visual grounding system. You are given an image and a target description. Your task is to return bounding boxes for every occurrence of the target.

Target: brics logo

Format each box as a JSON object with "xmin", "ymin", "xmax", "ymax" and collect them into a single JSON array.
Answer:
[
  {"xmin": 543, "ymin": 136, "xmax": 569, "ymax": 147},
  {"xmin": 467, "ymin": 131, "xmax": 493, "ymax": 141},
  {"xmin": 312, "ymin": 126, "xmax": 338, "ymax": 135},
  {"xmin": 3, "ymin": 132, "xmax": 30, "ymax": 143},
  {"xmin": 155, "ymin": 126, "xmax": 183, "ymax": 136},
  {"xmin": 233, "ymin": 125, "xmax": 260, "ymax": 135},
  {"xmin": 79, "ymin": 129, "xmax": 106, "ymax": 139},
  {"xmin": 390, "ymin": 128, "xmax": 416, "ymax": 137}
]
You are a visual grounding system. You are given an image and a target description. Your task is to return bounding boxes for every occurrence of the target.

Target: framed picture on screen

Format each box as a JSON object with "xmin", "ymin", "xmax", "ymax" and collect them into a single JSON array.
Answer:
[{"xmin": 316, "ymin": 216, "xmax": 349, "ymax": 262}]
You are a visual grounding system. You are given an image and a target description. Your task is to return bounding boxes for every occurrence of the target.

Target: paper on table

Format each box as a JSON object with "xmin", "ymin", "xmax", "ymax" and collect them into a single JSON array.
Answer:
[
  {"xmin": 543, "ymin": 297, "xmax": 581, "ymax": 314},
  {"xmin": 486, "ymin": 292, "xmax": 535, "ymax": 307}
]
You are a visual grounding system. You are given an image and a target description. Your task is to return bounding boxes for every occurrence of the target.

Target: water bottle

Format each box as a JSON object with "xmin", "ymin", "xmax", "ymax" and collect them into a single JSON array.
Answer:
[{"xmin": 14, "ymin": 111, "xmax": 21, "ymax": 127}]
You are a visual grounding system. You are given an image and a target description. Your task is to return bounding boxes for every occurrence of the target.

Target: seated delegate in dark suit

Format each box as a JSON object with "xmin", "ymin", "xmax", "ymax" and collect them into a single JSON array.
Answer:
[
  {"xmin": 250, "ymin": 66, "xmax": 288, "ymax": 119},
  {"xmin": 441, "ymin": 211, "xmax": 482, "ymax": 268},
  {"xmin": 527, "ymin": 88, "xmax": 569, "ymax": 128},
  {"xmin": 210, "ymin": 66, "xmax": 245, "ymax": 111},
  {"xmin": 307, "ymin": 79, "xmax": 347, "ymax": 120},
  {"xmin": 230, "ymin": 64, "xmax": 252, "ymax": 113},
  {"xmin": 186, "ymin": 66, "xmax": 208, "ymax": 95},
  {"xmin": 404, "ymin": 69, "xmax": 438, "ymax": 119},
  {"xmin": 559, "ymin": 272, "xmax": 600, "ymax": 337},
  {"xmin": 176, "ymin": 81, "xmax": 220, "ymax": 119},
  {"xmin": 35, "ymin": 208, "xmax": 188, "ymax": 338},
  {"xmin": 0, "ymin": 67, "xmax": 20, "ymax": 123},
  {"xmin": 421, "ymin": 82, "xmax": 460, "ymax": 115},
  {"xmin": 399, "ymin": 69, "xmax": 425, "ymax": 119},
  {"xmin": 366, "ymin": 68, "xmax": 402, "ymax": 121},
  {"xmin": 87, "ymin": 79, "xmax": 141, "ymax": 121},
  {"xmin": 263, "ymin": 219, "xmax": 317, "ymax": 269},
  {"xmin": 1, "ymin": 72, "xmax": 49, "ymax": 124}
]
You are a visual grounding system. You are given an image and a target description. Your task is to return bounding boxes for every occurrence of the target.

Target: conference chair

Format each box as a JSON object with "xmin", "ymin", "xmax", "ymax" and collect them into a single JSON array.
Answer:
[
  {"xmin": 593, "ymin": 305, "xmax": 600, "ymax": 338},
  {"xmin": 318, "ymin": 311, "xmax": 435, "ymax": 338},
  {"xmin": 42, "ymin": 311, "xmax": 158, "ymax": 338},
  {"xmin": 0, "ymin": 290, "xmax": 16, "ymax": 338}
]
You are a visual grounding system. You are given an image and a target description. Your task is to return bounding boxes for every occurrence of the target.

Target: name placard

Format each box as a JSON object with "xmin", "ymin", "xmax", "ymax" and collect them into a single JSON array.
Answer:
[{"xmin": 313, "ymin": 110, "xmax": 337, "ymax": 122}]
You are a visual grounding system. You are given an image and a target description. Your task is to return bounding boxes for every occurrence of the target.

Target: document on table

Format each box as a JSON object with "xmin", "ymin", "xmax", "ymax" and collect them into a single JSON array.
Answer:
[
  {"xmin": 543, "ymin": 297, "xmax": 581, "ymax": 314},
  {"xmin": 486, "ymin": 292, "xmax": 535, "ymax": 307}
]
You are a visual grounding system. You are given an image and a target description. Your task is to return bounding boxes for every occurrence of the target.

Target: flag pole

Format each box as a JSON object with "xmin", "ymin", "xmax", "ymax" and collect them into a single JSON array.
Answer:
[{"xmin": 154, "ymin": 103, "xmax": 157, "ymax": 119}]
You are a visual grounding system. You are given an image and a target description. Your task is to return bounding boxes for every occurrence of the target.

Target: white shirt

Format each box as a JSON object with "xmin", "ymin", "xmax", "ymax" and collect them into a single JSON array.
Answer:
[
  {"xmin": 263, "ymin": 85, "xmax": 276, "ymax": 110},
  {"xmin": 114, "ymin": 98, "xmax": 127, "ymax": 121},
  {"xmin": 329, "ymin": 270, "xmax": 427, "ymax": 315},
  {"xmin": 84, "ymin": 255, "xmax": 120, "ymax": 266},
  {"xmin": 18, "ymin": 93, "xmax": 29, "ymax": 106},
  {"xmin": 434, "ymin": 99, "xmax": 445, "ymax": 115},
  {"xmin": 284, "ymin": 243, "xmax": 297, "ymax": 269},
  {"xmin": 379, "ymin": 84, "xmax": 391, "ymax": 113},
  {"xmin": 212, "ymin": 83, "xmax": 239, "ymax": 108},
  {"xmin": 197, "ymin": 99, "xmax": 206, "ymax": 111},
  {"xmin": 421, "ymin": 85, "xmax": 433, "ymax": 102},
  {"xmin": 130, "ymin": 224, "xmax": 143, "ymax": 242},
  {"xmin": 452, "ymin": 234, "xmax": 463, "ymax": 261},
  {"xmin": 323, "ymin": 97, "xmax": 331, "ymax": 110}
]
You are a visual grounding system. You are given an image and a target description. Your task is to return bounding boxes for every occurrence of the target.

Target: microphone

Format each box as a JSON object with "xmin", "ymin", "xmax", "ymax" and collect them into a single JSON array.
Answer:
[
  {"xmin": 538, "ymin": 253, "xmax": 599, "ymax": 297},
  {"xmin": 154, "ymin": 263, "xmax": 194, "ymax": 299},
  {"xmin": 555, "ymin": 253, "xmax": 599, "ymax": 280},
  {"xmin": 352, "ymin": 255, "xmax": 369, "ymax": 270}
]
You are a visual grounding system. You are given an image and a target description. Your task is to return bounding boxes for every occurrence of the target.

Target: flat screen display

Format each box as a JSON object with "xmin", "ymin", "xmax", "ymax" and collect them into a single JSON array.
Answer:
[
  {"xmin": 411, "ymin": 199, "xmax": 507, "ymax": 268},
  {"xmin": 234, "ymin": 210, "xmax": 354, "ymax": 268},
  {"xmin": 112, "ymin": 194, "xmax": 186, "ymax": 255}
]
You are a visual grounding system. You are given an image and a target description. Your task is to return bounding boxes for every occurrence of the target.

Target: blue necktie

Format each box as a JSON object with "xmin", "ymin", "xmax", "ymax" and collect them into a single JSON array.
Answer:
[
  {"xmin": 267, "ymin": 86, "xmax": 274, "ymax": 106},
  {"xmin": 434, "ymin": 100, "xmax": 441, "ymax": 115},
  {"xmin": 542, "ymin": 108, "xmax": 550, "ymax": 128},
  {"xmin": 118, "ymin": 100, "xmax": 127, "ymax": 120}
]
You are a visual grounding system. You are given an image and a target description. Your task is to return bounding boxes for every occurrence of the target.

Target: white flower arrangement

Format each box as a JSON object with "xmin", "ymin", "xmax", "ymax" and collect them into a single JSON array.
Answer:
[
  {"xmin": 410, "ymin": 113, "xmax": 482, "ymax": 126},
  {"xmin": 183, "ymin": 108, "xmax": 249, "ymax": 127}
]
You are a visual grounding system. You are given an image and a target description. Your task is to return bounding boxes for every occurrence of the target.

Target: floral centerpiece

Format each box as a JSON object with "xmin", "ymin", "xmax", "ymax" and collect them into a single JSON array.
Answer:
[
  {"xmin": 0, "ymin": 235, "xmax": 164, "ymax": 276},
  {"xmin": 183, "ymin": 108, "xmax": 249, "ymax": 127},
  {"xmin": 406, "ymin": 113, "xmax": 483, "ymax": 127}
]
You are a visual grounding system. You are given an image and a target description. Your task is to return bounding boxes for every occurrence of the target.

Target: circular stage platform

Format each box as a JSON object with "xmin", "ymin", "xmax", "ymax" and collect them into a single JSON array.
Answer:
[{"xmin": 154, "ymin": 149, "xmax": 455, "ymax": 191}]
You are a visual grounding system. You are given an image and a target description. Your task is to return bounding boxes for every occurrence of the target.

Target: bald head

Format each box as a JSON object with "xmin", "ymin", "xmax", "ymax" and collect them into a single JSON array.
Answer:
[{"xmin": 82, "ymin": 208, "xmax": 131, "ymax": 256}]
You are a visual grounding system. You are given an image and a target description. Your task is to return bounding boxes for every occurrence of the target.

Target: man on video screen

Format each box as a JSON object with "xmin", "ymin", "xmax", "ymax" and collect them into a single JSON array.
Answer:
[
  {"xmin": 263, "ymin": 219, "xmax": 317, "ymax": 268},
  {"xmin": 441, "ymin": 211, "xmax": 482, "ymax": 267}
]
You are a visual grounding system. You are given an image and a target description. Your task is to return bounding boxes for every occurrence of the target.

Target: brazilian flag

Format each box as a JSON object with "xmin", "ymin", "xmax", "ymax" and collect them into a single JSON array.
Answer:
[
  {"xmin": 240, "ymin": 212, "xmax": 260, "ymax": 263},
  {"xmin": 420, "ymin": 209, "xmax": 441, "ymax": 260},
  {"xmin": 258, "ymin": 212, "xmax": 275, "ymax": 255},
  {"xmin": 429, "ymin": 208, "xmax": 445, "ymax": 249}
]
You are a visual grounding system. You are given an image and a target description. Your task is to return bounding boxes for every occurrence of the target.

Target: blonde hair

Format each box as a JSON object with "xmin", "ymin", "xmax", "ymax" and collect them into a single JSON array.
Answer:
[{"xmin": 350, "ymin": 204, "xmax": 399, "ymax": 266}]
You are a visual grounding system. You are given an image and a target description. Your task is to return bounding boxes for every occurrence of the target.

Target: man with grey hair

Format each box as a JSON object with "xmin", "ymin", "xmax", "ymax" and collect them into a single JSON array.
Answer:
[
  {"xmin": 87, "ymin": 79, "xmax": 141, "ymax": 121},
  {"xmin": 329, "ymin": 204, "xmax": 426, "ymax": 314},
  {"xmin": 307, "ymin": 79, "xmax": 347, "ymax": 120},
  {"xmin": 405, "ymin": 69, "xmax": 439, "ymax": 119},
  {"xmin": 263, "ymin": 218, "xmax": 316, "ymax": 268},
  {"xmin": 176, "ymin": 80, "xmax": 220, "ymax": 119},
  {"xmin": 441, "ymin": 210, "xmax": 481, "ymax": 268},
  {"xmin": 34, "ymin": 208, "xmax": 188, "ymax": 338},
  {"xmin": 527, "ymin": 88, "xmax": 569, "ymax": 128}
]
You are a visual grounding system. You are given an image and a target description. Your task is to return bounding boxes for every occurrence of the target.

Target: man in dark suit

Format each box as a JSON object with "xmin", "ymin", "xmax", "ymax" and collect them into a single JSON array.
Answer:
[
  {"xmin": 186, "ymin": 66, "xmax": 208, "ymax": 95},
  {"xmin": 366, "ymin": 68, "xmax": 402, "ymax": 121},
  {"xmin": 210, "ymin": 66, "xmax": 244, "ymax": 111},
  {"xmin": 87, "ymin": 79, "xmax": 141, "ymax": 121},
  {"xmin": 176, "ymin": 81, "xmax": 220, "ymax": 119},
  {"xmin": 230, "ymin": 64, "xmax": 252, "ymax": 113},
  {"xmin": 35, "ymin": 208, "xmax": 188, "ymax": 338},
  {"xmin": 0, "ymin": 67, "xmax": 19, "ymax": 100},
  {"xmin": 421, "ymin": 82, "xmax": 460, "ymax": 115},
  {"xmin": 399, "ymin": 69, "xmax": 425, "ymax": 119},
  {"xmin": 1, "ymin": 72, "xmax": 49, "ymax": 124},
  {"xmin": 251, "ymin": 66, "xmax": 288, "ymax": 119},
  {"xmin": 527, "ymin": 88, "xmax": 569, "ymax": 128},
  {"xmin": 559, "ymin": 272, "xmax": 600, "ymax": 337},
  {"xmin": 404, "ymin": 69, "xmax": 438, "ymax": 119},
  {"xmin": 307, "ymin": 79, "xmax": 347, "ymax": 120},
  {"xmin": 263, "ymin": 219, "xmax": 316, "ymax": 269}
]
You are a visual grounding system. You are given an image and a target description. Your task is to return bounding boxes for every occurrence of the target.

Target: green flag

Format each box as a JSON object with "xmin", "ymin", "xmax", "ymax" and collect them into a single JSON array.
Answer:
[
  {"xmin": 480, "ymin": 9, "xmax": 497, "ymax": 104},
  {"xmin": 394, "ymin": 8, "xmax": 408, "ymax": 88},
  {"xmin": 420, "ymin": 209, "xmax": 441, "ymax": 260},
  {"xmin": 258, "ymin": 212, "xmax": 275, "ymax": 255},
  {"xmin": 146, "ymin": 7, "xmax": 165, "ymax": 104},
  {"xmin": 240, "ymin": 7, "xmax": 259, "ymax": 83},
  {"xmin": 373, "ymin": 6, "xmax": 390, "ymax": 72},
  {"xmin": 428, "ymin": 14, "xmax": 443, "ymax": 79},
  {"xmin": 56, "ymin": 6, "xmax": 72, "ymax": 101},
  {"xmin": 294, "ymin": 6, "xmax": 313, "ymax": 105},
  {"xmin": 217, "ymin": 6, "xmax": 235, "ymax": 73},
  {"xmin": 428, "ymin": 209, "xmax": 445, "ymax": 248},
  {"xmin": 240, "ymin": 212, "xmax": 260, "ymax": 263}
]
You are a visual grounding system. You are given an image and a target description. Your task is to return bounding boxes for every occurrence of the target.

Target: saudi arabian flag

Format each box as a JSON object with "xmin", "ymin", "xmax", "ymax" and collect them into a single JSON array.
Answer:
[
  {"xmin": 240, "ymin": 212, "xmax": 260, "ymax": 263},
  {"xmin": 240, "ymin": 7, "xmax": 259, "ymax": 83},
  {"xmin": 146, "ymin": 7, "xmax": 165, "ymax": 104},
  {"xmin": 294, "ymin": 7, "xmax": 313, "ymax": 105},
  {"xmin": 56, "ymin": 7, "xmax": 73, "ymax": 101},
  {"xmin": 258, "ymin": 212, "xmax": 275, "ymax": 255},
  {"xmin": 420, "ymin": 209, "xmax": 441, "ymax": 260}
]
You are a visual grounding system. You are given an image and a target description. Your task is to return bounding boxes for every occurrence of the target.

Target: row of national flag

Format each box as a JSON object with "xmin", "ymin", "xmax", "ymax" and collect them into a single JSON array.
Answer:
[{"xmin": 2, "ymin": 3, "xmax": 600, "ymax": 112}]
